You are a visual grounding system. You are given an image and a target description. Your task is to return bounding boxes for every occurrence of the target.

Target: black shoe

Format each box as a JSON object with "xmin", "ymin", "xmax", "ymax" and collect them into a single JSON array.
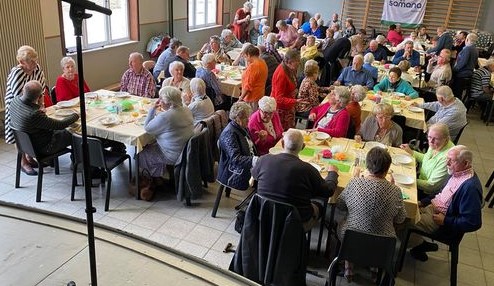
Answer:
[
  {"xmin": 410, "ymin": 248, "xmax": 428, "ymax": 261},
  {"xmin": 21, "ymin": 165, "xmax": 38, "ymax": 176},
  {"xmin": 414, "ymin": 241, "xmax": 439, "ymax": 252}
]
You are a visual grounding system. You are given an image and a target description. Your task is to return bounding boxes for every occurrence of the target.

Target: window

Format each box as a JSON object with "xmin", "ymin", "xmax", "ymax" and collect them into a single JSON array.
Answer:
[
  {"xmin": 188, "ymin": 0, "xmax": 219, "ymax": 30},
  {"xmin": 61, "ymin": 0, "xmax": 130, "ymax": 53},
  {"xmin": 250, "ymin": 0, "xmax": 266, "ymax": 18}
]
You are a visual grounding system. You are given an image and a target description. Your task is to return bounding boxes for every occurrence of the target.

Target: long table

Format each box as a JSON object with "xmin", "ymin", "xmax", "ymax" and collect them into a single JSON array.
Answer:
[{"xmin": 272, "ymin": 133, "xmax": 420, "ymax": 223}]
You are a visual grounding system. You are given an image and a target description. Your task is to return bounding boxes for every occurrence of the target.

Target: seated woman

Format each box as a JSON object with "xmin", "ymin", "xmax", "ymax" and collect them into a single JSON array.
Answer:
[
  {"xmin": 265, "ymin": 33, "xmax": 283, "ymax": 63},
  {"xmin": 161, "ymin": 61, "xmax": 192, "ymax": 105},
  {"xmin": 358, "ymin": 103, "xmax": 403, "ymax": 147},
  {"xmin": 248, "ymin": 96, "xmax": 283, "ymax": 155},
  {"xmin": 296, "ymin": 60, "xmax": 330, "ymax": 115},
  {"xmin": 308, "ymin": 86, "xmax": 351, "ymax": 138},
  {"xmin": 337, "ymin": 147, "xmax": 406, "ymax": 282},
  {"xmin": 400, "ymin": 123, "xmax": 454, "ymax": 199},
  {"xmin": 362, "ymin": 53, "xmax": 378, "ymax": 83},
  {"xmin": 373, "ymin": 67, "xmax": 418, "ymax": 99},
  {"xmin": 300, "ymin": 36, "xmax": 320, "ymax": 61},
  {"xmin": 257, "ymin": 25, "xmax": 271, "ymax": 46},
  {"xmin": 397, "ymin": 60, "xmax": 414, "ymax": 83},
  {"xmin": 347, "ymin": 85, "xmax": 366, "ymax": 133},
  {"xmin": 55, "ymin": 56, "xmax": 90, "ymax": 102},
  {"xmin": 197, "ymin": 35, "xmax": 231, "ymax": 64},
  {"xmin": 218, "ymin": 101, "xmax": 258, "ymax": 191},
  {"xmin": 140, "ymin": 86, "xmax": 194, "ymax": 197},
  {"xmin": 187, "ymin": 78, "xmax": 214, "ymax": 124}
]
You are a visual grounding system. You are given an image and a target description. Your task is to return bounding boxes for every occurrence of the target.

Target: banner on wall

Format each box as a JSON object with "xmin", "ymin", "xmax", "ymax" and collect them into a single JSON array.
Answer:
[{"xmin": 381, "ymin": 0, "xmax": 427, "ymax": 28}]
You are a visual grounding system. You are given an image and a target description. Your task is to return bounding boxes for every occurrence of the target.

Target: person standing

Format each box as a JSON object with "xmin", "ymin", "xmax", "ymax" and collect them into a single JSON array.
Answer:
[
  {"xmin": 451, "ymin": 33, "xmax": 479, "ymax": 98},
  {"xmin": 238, "ymin": 45, "xmax": 268, "ymax": 111},
  {"xmin": 232, "ymin": 2, "xmax": 253, "ymax": 42}
]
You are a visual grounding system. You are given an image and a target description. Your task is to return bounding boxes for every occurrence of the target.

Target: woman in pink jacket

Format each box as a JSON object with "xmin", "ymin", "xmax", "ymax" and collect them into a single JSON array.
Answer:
[
  {"xmin": 248, "ymin": 96, "xmax": 283, "ymax": 155},
  {"xmin": 308, "ymin": 86, "xmax": 351, "ymax": 138}
]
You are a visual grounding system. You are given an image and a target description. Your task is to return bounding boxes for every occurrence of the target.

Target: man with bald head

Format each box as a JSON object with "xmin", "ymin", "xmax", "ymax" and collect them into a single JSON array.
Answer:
[
  {"xmin": 251, "ymin": 129, "xmax": 339, "ymax": 231},
  {"xmin": 120, "ymin": 52, "xmax": 156, "ymax": 97},
  {"xmin": 334, "ymin": 55, "xmax": 375, "ymax": 89},
  {"xmin": 364, "ymin": 40, "xmax": 388, "ymax": 62},
  {"xmin": 10, "ymin": 80, "xmax": 79, "ymax": 175},
  {"xmin": 426, "ymin": 26, "xmax": 453, "ymax": 56}
]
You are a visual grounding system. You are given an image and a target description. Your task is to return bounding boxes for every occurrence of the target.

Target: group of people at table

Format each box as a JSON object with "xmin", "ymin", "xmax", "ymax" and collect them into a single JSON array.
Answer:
[{"xmin": 3, "ymin": 3, "xmax": 486, "ymax": 281}]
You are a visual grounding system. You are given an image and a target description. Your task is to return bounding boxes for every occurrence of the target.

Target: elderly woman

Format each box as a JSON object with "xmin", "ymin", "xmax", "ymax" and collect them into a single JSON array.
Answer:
[
  {"xmin": 187, "ymin": 78, "xmax": 214, "ymax": 124},
  {"xmin": 397, "ymin": 60, "xmax": 414, "ymax": 83},
  {"xmin": 387, "ymin": 24, "xmax": 404, "ymax": 47},
  {"xmin": 55, "ymin": 57, "xmax": 90, "ymax": 102},
  {"xmin": 343, "ymin": 18, "xmax": 356, "ymax": 38},
  {"xmin": 396, "ymin": 32, "xmax": 425, "ymax": 51},
  {"xmin": 197, "ymin": 35, "xmax": 230, "ymax": 64},
  {"xmin": 337, "ymin": 147, "xmax": 406, "ymax": 281},
  {"xmin": 265, "ymin": 32, "xmax": 283, "ymax": 63},
  {"xmin": 308, "ymin": 86, "xmax": 351, "ymax": 137},
  {"xmin": 161, "ymin": 61, "xmax": 192, "ymax": 105},
  {"xmin": 232, "ymin": 1, "xmax": 253, "ymax": 42},
  {"xmin": 248, "ymin": 96, "xmax": 283, "ymax": 155},
  {"xmin": 276, "ymin": 19, "xmax": 298, "ymax": 48},
  {"xmin": 257, "ymin": 25, "xmax": 271, "ymax": 46},
  {"xmin": 358, "ymin": 103, "xmax": 403, "ymax": 147},
  {"xmin": 373, "ymin": 67, "xmax": 419, "ymax": 99},
  {"xmin": 221, "ymin": 28, "xmax": 243, "ymax": 52},
  {"xmin": 347, "ymin": 85, "xmax": 366, "ymax": 133},
  {"xmin": 300, "ymin": 35, "xmax": 320, "ymax": 60},
  {"xmin": 296, "ymin": 60, "xmax": 330, "ymax": 114},
  {"xmin": 363, "ymin": 52, "xmax": 378, "ymax": 83},
  {"xmin": 400, "ymin": 123, "xmax": 454, "ymax": 198},
  {"xmin": 140, "ymin": 86, "xmax": 194, "ymax": 183},
  {"xmin": 5, "ymin": 45, "xmax": 49, "ymax": 175},
  {"xmin": 195, "ymin": 53, "xmax": 224, "ymax": 108},
  {"xmin": 217, "ymin": 101, "xmax": 258, "ymax": 191},
  {"xmin": 271, "ymin": 49, "xmax": 305, "ymax": 130}
]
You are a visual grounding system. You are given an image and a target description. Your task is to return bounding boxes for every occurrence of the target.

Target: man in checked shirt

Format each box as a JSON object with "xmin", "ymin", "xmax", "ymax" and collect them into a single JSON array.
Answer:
[{"xmin": 120, "ymin": 52, "xmax": 156, "ymax": 98}]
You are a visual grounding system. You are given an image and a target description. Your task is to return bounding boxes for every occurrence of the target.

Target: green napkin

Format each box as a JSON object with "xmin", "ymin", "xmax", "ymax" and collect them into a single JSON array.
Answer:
[
  {"xmin": 299, "ymin": 147, "xmax": 315, "ymax": 157},
  {"xmin": 321, "ymin": 158, "xmax": 351, "ymax": 172}
]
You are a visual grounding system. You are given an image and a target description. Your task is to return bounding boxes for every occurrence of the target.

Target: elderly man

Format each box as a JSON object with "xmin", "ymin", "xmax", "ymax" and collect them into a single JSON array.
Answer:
[
  {"xmin": 10, "ymin": 80, "xmax": 79, "ymax": 175},
  {"xmin": 120, "ymin": 52, "xmax": 155, "ymax": 98},
  {"xmin": 469, "ymin": 59, "xmax": 494, "ymax": 108},
  {"xmin": 195, "ymin": 54, "xmax": 224, "ymax": 108},
  {"xmin": 407, "ymin": 145, "xmax": 483, "ymax": 262},
  {"xmin": 392, "ymin": 41, "xmax": 420, "ymax": 67},
  {"xmin": 239, "ymin": 45, "xmax": 268, "ymax": 111},
  {"xmin": 365, "ymin": 40, "xmax": 388, "ymax": 62},
  {"xmin": 425, "ymin": 49, "xmax": 452, "ymax": 89},
  {"xmin": 252, "ymin": 129, "xmax": 339, "ymax": 231},
  {"xmin": 412, "ymin": 85, "xmax": 467, "ymax": 140},
  {"xmin": 334, "ymin": 55, "xmax": 374, "ymax": 89},
  {"xmin": 162, "ymin": 46, "xmax": 196, "ymax": 79},
  {"xmin": 276, "ymin": 20, "xmax": 298, "ymax": 48},
  {"xmin": 451, "ymin": 33, "xmax": 479, "ymax": 98},
  {"xmin": 153, "ymin": 38, "xmax": 182, "ymax": 79},
  {"xmin": 197, "ymin": 35, "xmax": 231, "ymax": 64},
  {"xmin": 426, "ymin": 26, "xmax": 453, "ymax": 56},
  {"xmin": 220, "ymin": 29, "xmax": 242, "ymax": 52}
]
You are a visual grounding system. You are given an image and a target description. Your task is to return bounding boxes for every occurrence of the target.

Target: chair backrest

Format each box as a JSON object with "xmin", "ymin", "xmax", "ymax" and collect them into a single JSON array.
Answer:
[
  {"xmin": 338, "ymin": 228, "xmax": 396, "ymax": 274},
  {"xmin": 346, "ymin": 117, "xmax": 356, "ymax": 139},
  {"xmin": 50, "ymin": 86, "xmax": 57, "ymax": 105},
  {"xmin": 452, "ymin": 122, "xmax": 468, "ymax": 145},
  {"xmin": 72, "ymin": 133, "xmax": 107, "ymax": 169},
  {"xmin": 13, "ymin": 130, "xmax": 37, "ymax": 157}
]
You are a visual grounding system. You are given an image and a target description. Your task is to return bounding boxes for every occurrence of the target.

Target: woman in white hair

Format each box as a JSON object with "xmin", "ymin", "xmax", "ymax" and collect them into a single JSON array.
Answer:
[
  {"xmin": 257, "ymin": 25, "xmax": 271, "ymax": 46},
  {"xmin": 161, "ymin": 61, "xmax": 192, "ymax": 105},
  {"xmin": 248, "ymin": 96, "xmax": 283, "ymax": 155},
  {"xmin": 188, "ymin": 78, "xmax": 214, "ymax": 124},
  {"xmin": 232, "ymin": 1, "xmax": 253, "ymax": 42}
]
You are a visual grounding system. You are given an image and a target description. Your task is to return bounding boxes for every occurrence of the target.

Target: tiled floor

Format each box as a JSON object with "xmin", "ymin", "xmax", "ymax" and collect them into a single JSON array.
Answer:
[{"xmin": 0, "ymin": 108, "xmax": 493, "ymax": 285}]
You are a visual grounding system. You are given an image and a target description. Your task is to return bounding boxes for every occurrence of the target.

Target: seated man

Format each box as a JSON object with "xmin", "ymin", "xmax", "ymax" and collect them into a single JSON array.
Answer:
[
  {"xmin": 197, "ymin": 35, "xmax": 231, "ymax": 64},
  {"xmin": 392, "ymin": 41, "xmax": 420, "ymax": 68},
  {"xmin": 468, "ymin": 59, "xmax": 494, "ymax": 112},
  {"xmin": 120, "ymin": 52, "xmax": 156, "ymax": 98},
  {"xmin": 425, "ymin": 48, "xmax": 452, "ymax": 89},
  {"xmin": 365, "ymin": 40, "xmax": 388, "ymax": 63},
  {"xmin": 10, "ymin": 80, "xmax": 79, "ymax": 175},
  {"xmin": 334, "ymin": 54, "xmax": 374, "ymax": 89},
  {"xmin": 252, "ymin": 129, "xmax": 339, "ymax": 232},
  {"xmin": 195, "ymin": 54, "xmax": 224, "ymax": 108},
  {"xmin": 408, "ymin": 145, "xmax": 482, "ymax": 262},
  {"xmin": 411, "ymin": 85, "xmax": 467, "ymax": 140},
  {"xmin": 153, "ymin": 38, "xmax": 182, "ymax": 80},
  {"xmin": 162, "ymin": 46, "xmax": 197, "ymax": 79}
]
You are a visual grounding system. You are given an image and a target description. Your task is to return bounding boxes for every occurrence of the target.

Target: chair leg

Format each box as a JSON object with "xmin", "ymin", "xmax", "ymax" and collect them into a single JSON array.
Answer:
[
  {"xmin": 486, "ymin": 185, "xmax": 494, "ymax": 203},
  {"xmin": 486, "ymin": 101, "xmax": 494, "ymax": 126},
  {"xmin": 211, "ymin": 185, "xmax": 225, "ymax": 217},
  {"xmin": 71, "ymin": 163, "xmax": 78, "ymax": 201},
  {"xmin": 327, "ymin": 256, "xmax": 339, "ymax": 286},
  {"xmin": 15, "ymin": 152, "xmax": 22, "ymax": 188},
  {"xmin": 317, "ymin": 202, "xmax": 328, "ymax": 255},
  {"xmin": 128, "ymin": 157, "xmax": 132, "ymax": 183},
  {"xmin": 450, "ymin": 244, "xmax": 459, "ymax": 286},
  {"xmin": 486, "ymin": 171, "xmax": 494, "ymax": 188},
  {"xmin": 225, "ymin": 187, "xmax": 231, "ymax": 198},
  {"xmin": 397, "ymin": 228, "xmax": 412, "ymax": 273},
  {"xmin": 104, "ymin": 171, "xmax": 112, "ymax": 211},
  {"xmin": 489, "ymin": 190, "xmax": 494, "ymax": 208},
  {"xmin": 36, "ymin": 166, "xmax": 44, "ymax": 202},
  {"xmin": 54, "ymin": 157, "xmax": 60, "ymax": 175}
]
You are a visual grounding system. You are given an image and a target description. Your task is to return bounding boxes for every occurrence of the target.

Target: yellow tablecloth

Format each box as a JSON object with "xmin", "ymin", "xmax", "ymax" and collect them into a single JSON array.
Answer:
[
  {"xmin": 46, "ymin": 90, "xmax": 156, "ymax": 152},
  {"xmin": 272, "ymin": 133, "xmax": 420, "ymax": 223}
]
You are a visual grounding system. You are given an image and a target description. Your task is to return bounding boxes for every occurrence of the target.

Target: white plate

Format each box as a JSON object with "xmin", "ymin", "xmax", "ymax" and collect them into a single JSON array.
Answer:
[
  {"xmin": 393, "ymin": 173, "xmax": 414, "ymax": 185},
  {"xmin": 269, "ymin": 146, "xmax": 283, "ymax": 155},
  {"xmin": 54, "ymin": 109, "xmax": 76, "ymax": 117},
  {"xmin": 314, "ymin": 131, "xmax": 330, "ymax": 140},
  {"xmin": 230, "ymin": 75, "xmax": 242, "ymax": 80},
  {"xmin": 309, "ymin": 162, "xmax": 322, "ymax": 172},
  {"xmin": 57, "ymin": 99, "xmax": 79, "ymax": 108},
  {"xmin": 408, "ymin": 106, "xmax": 423, "ymax": 113},
  {"xmin": 85, "ymin": 92, "xmax": 98, "ymax": 99},
  {"xmin": 99, "ymin": 115, "xmax": 120, "ymax": 126},
  {"xmin": 393, "ymin": 92, "xmax": 406, "ymax": 97},
  {"xmin": 365, "ymin": 141, "xmax": 387, "ymax": 149},
  {"xmin": 393, "ymin": 107, "xmax": 401, "ymax": 114},
  {"xmin": 115, "ymin": 91, "xmax": 130, "ymax": 98},
  {"xmin": 392, "ymin": 154, "xmax": 413, "ymax": 164}
]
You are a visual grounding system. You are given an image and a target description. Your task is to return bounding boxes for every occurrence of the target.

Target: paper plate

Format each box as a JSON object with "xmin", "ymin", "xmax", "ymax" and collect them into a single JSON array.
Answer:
[
  {"xmin": 394, "ymin": 92, "xmax": 406, "ymax": 97},
  {"xmin": 115, "ymin": 91, "xmax": 130, "ymax": 98},
  {"xmin": 57, "ymin": 99, "xmax": 79, "ymax": 108},
  {"xmin": 365, "ymin": 141, "xmax": 387, "ymax": 149},
  {"xmin": 99, "ymin": 115, "xmax": 120, "ymax": 126},
  {"xmin": 269, "ymin": 146, "xmax": 283, "ymax": 155},
  {"xmin": 314, "ymin": 131, "xmax": 330, "ymax": 140},
  {"xmin": 85, "ymin": 92, "xmax": 98, "ymax": 99},
  {"xmin": 393, "ymin": 173, "xmax": 414, "ymax": 185},
  {"xmin": 392, "ymin": 154, "xmax": 413, "ymax": 164},
  {"xmin": 393, "ymin": 107, "xmax": 401, "ymax": 114},
  {"xmin": 54, "ymin": 109, "xmax": 76, "ymax": 117},
  {"xmin": 408, "ymin": 106, "xmax": 423, "ymax": 113}
]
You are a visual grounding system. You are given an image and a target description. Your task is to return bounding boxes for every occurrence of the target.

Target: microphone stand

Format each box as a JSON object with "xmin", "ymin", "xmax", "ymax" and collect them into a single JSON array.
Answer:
[{"xmin": 65, "ymin": 2, "xmax": 111, "ymax": 285}]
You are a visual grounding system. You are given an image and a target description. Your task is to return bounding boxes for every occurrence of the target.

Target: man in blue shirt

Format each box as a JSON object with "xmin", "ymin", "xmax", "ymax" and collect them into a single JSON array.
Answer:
[
  {"xmin": 365, "ymin": 40, "xmax": 388, "ymax": 62},
  {"xmin": 334, "ymin": 55, "xmax": 374, "ymax": 89},
  {"xmin": 451, "ymin": 33, "xmax": 479, "ymax": 98},
  {"xmin": 153, "ymin": 38, "xmax": 182, "ymax": 80},
  {"xmin": 392, "ymin": 41, "xmax": 421, "ymax": 67}
]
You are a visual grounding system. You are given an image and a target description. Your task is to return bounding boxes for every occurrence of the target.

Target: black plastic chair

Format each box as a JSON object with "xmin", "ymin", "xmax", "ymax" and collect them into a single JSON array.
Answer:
[
  {"xmin": 50, "ymin": 86, "xmax": 57, "ymax": 105},
  {"xmin": 71, "ymin": 133, "xmax": 131, "ymax": 211},
  {"xmin": 14, "ymin": 130, "xmax": 71, "ymax": 202},
  {"xmin": 397, "ymin": 227, "xmax": 463, "ymax": 286},
  {"xmin": 327, "ymin": 228, "xmax": 397, "ymax": 286},
  {"xmin": 452, "ymin": 122, "xmax": 468, "ymax": 145},
  {"xmin": 485, "ymin": 170, "xmax": 494, "ymax": 208}
]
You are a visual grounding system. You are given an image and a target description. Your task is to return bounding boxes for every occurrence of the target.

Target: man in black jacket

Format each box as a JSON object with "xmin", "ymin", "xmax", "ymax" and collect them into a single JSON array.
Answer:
[{"xmin": 162, "ymin": 45, "xmax": 197, "ymax": 78}]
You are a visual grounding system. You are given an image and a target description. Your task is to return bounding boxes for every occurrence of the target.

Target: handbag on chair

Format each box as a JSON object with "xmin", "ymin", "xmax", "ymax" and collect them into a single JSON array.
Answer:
[{"xmin": 139, "ymin": 168, "xmax": 155, "ymax": 201}]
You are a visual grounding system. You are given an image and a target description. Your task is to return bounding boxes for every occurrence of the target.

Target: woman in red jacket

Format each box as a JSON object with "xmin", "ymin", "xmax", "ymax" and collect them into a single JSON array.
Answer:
[
  {"xmin": 271, "ymin": 49, "xmax": 307, "ymax": 130},
  {"xmin": 308, "ymin": 86, "xmax": 351, "ymax": 138},
  {"xmin": 55, "ymin": 57, "xmax": 90, "ymax": 102}
]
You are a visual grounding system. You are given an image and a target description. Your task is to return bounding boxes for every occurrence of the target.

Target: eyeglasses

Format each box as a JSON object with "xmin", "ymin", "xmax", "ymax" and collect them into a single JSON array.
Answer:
[{"xmin": 427, "ymin": 136, "xmax": 444, "ymax": 142}]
